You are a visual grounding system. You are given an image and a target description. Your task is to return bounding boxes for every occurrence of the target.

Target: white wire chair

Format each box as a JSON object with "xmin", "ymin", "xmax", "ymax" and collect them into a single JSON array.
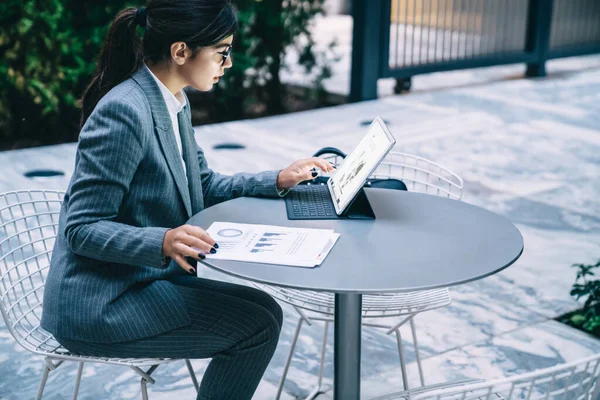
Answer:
[
  {"xmin": 253, "ymin": 150, "xmax": 464, "ymax": 399},
  {"xmin": 370, "ymin": 352, "xmax": 600, "ymax": 400},
  {"xmin": 0, "ymin": 190, "xmax": 199, "ymax": 400}
]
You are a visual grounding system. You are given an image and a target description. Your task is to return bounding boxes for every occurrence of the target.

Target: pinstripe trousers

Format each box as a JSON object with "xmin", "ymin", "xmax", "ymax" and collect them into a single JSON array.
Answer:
[{"xmin": 55, "ymin": 275, "xmax": 283, "ymax": 400}]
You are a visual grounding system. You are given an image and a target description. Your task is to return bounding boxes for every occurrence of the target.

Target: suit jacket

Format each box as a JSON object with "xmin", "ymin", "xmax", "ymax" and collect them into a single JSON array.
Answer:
[{"xmin": 41, "ymin": 67, "xmax": 283, "ymax": 343}]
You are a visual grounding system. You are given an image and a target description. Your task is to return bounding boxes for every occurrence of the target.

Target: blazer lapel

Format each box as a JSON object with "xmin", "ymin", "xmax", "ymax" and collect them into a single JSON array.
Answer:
[
  {"xmin": 132, "ymin": 67, "xmax": 193, "ymax": 218},
  {"xmin": 178, "ymin": 109, "xmax": 205, "ymax": 215}
]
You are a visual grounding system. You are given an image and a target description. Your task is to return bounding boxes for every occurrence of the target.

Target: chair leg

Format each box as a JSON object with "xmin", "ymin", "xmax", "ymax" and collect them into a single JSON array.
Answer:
[
  {"xmin": 395, "ymin": 328, "xmax": 410, "ymax": 391},
  {"xmin": 276, "ymin": 318, "xmax": 305, "ymax": 400},
  {"xmin": 132, "ymin": 365, "xmax": 158, "ymax": 400},
  {"xmin": 72, "ymin": 362, "xmax": 84, "ymax": 400},
  {"xmin": 36, "ymin": 364, "xmax": 52, "ymax": 400},
  {"xmin": 592, "ymin": 376, "xmax": 600, "ymax": 400},
  {"xmin": 185, "ymin": 359, "xmax": 199, "ymax": 393},
  {"xmin": 140, "ymin": 378, "xmax": 149, "ymax": 400},
  {"xmin": 409, "ymin": 317, "xmax": 425, "ymax": 386},
  {"xmin": 306, "ymin": 320, "xmax": 330, "ymax": 400},
  {"xmin": 316, "ymin": 320, "xmax": 330, "ymax": 390}
]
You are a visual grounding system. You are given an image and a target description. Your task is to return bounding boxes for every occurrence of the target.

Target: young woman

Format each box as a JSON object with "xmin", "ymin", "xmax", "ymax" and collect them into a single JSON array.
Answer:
[{"xmin": 40, "ymin": 1, "xmax": 333, "ymax": 399}]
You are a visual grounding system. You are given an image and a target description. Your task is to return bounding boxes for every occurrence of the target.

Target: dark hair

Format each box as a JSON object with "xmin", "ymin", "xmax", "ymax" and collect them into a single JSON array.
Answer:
[{"xmin": 80, "ymin": 0, "xmax": 238, "ymax": 127}]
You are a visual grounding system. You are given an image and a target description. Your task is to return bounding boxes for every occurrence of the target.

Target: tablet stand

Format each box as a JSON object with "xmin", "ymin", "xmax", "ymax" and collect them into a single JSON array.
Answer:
[{"xmin": 340, "ymin": 188, "xmax": 376, "ymax": 219}]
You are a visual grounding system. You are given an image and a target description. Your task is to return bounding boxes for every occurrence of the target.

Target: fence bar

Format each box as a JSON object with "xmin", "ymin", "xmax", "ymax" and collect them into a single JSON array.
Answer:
[
  {"xmin": 381, "ymin": 0, "xmax": 392, "ymax": 71},
  {"xmin": 349, "ymin": 0, "xmax": 384, "ymax": 101},
  {"xmin": 525, "ymin": 0, "xmax": 554, "ymax": 77},
  {"xmin": 549, "ymin": 42, "xmax": 600, "ymax": 59},
  {"xmin": 404, "ymin": 0, "xmax": 410, "ymax": 66},
  {"xmin": 382, "ymin": 52, "xmax": 537, "ymax": 79}
]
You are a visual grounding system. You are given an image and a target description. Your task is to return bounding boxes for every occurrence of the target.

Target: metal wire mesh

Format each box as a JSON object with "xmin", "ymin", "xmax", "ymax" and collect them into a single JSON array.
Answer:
[
  {"xmin": 0, "ymin": 190, "xmax": 176, "ymax": 367},
  {"xmin": 373, "ymin": 353, "xmax": 600, "ymax": 400},
  {"xmin": 0, "ymin": 190, "xmax": 64, "ymax": 353},
  {"xmin": 373, "ymin": 152, "xmax": 463, "ymax": 200},
  {"xmin": 258, "ymin": 284, "xmax": 451, "ymax": 318}
]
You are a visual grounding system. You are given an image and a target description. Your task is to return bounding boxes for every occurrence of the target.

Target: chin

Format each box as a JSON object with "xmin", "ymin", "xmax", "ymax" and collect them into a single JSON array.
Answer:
[{"xmin": 191, "ymin": 82, "xmax": 215, "ymax": 92}]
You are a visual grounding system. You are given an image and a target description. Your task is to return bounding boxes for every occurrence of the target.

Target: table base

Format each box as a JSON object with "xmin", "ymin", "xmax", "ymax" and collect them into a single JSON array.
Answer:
[{"xmin": 334, "ymin": 293, "xmax": 362, "ymax": 400}]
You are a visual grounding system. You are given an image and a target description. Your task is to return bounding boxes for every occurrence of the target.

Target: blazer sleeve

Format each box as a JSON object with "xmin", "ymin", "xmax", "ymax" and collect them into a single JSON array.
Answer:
[
  {"xmin": 64, "ymin": 98, "xmax": 169, "ymax": 268},
  {"xmin": 180, "ymin": 103, "xmax": 285, "ymax": 208},
  {"xmin": 196, "ymin": 143, "xmax": 285, "ymax": 209}
]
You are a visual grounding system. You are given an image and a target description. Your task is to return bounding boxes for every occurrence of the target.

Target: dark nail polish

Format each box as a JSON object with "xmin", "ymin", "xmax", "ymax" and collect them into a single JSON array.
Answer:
[
  {"xmin": 214, "ymin": 243, "xmax": 219, "ymax": 249},
  {"xmin": 311, "ymin": 171, "xmax": 318, "ymax": 177},
  {"xmin": 210, "ymin": 248, "xmax": 217, "ymax": 254},
  {"xmin": 198, "ymin": 253, "xmax": 206, "ymax": 259},
  {"xmin": 189, "ymin": 268, "xmax": 196, "ymax": 275}
]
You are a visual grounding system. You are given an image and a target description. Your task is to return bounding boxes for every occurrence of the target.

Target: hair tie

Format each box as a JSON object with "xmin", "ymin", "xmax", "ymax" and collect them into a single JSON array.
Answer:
[{"xmin": 135, "ymin": 7, "xmax": 147, "ymax": 28}]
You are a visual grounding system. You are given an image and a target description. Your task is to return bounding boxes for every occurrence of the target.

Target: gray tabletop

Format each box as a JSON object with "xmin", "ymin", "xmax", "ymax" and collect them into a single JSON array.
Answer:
[{"xmin": 188, "ymin": 188, "xmax": 524, "ymax": 293}]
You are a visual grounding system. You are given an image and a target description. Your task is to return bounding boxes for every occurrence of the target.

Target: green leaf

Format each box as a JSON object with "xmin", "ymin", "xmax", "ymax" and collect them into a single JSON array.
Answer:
[
  {"xmin": 17, "ymin": 18, "xmax": 33, "ymax": 35},
  {"xmin": 570, "ymin": 313, "xmax": 586, "ymax": 325}
]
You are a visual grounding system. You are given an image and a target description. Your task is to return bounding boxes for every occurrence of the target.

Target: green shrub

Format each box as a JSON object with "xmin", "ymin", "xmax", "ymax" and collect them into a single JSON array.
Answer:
[
  {"xmin": 0, "ymin": 0, "xmax": 335, "ymax": 150},
  {"xmin": 206, "ymin": 0, "xmax": 339, "ymax": 121},
  {"xmin": 1, "ymin": 1, "xmax": 77, "ymax": 148},
  {"xmin": 0, "ymin": 0, "xmax": 139, "ymax": 149},
  {"xmin": 563, "ymin": 259, "xmax": 600, "ymax": 335}
]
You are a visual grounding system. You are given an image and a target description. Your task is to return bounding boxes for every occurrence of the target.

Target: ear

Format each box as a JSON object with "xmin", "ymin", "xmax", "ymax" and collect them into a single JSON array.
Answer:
[{"xmin": 170, "ymin": 42, "xmax": 189, "ymax": 65}]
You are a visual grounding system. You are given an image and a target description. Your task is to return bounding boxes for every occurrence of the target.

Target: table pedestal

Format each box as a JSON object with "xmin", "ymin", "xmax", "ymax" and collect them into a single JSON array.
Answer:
[{"xmin": 334, "ymin": 293, "xmax": 362, "ymax": 400}]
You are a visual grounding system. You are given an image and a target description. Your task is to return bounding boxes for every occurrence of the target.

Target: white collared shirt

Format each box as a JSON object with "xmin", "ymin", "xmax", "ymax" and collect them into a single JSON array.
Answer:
[{"xmin": 144, "ymin": 64, "xmax": 188, "ymax": 180}]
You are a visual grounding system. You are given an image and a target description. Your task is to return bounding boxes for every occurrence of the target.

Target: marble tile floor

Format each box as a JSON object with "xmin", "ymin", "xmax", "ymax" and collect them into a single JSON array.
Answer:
[{"xmin": 1, "ymin": 55, "xmax": 599, "ymax": 400}]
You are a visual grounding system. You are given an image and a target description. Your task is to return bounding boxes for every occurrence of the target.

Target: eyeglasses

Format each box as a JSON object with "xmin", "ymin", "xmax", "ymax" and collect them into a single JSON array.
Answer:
[{"xmin": 216, "ymin": 46, "xmax": 232, "ymax": 66}]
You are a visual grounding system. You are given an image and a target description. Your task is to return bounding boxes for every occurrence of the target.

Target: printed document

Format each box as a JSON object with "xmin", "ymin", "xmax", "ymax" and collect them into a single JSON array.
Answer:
[{"xmin": 202, "ymin": 222, "xmax": 340, "ymax": 268}]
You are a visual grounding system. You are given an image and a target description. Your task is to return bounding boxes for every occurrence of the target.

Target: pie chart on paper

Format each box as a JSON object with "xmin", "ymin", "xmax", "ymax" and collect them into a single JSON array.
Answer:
[{"xmin": 217, "ymin": 228, "xmax": 243, "ymax": 238}]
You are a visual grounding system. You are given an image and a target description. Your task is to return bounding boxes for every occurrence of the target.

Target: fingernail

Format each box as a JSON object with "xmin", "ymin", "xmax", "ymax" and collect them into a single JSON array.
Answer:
[
  {"xmin": 210, "ymin": 248, "xmax": 217, "ymax": 254},
  {"xmin": 311, "ymin": 171, "xmax": 318, "ymax": 177},
  {"xmin": 198, "ymin": 253, "xmax": 206, "ymax": 259},
  {"xmin": 214, "ymin": 243, "xmax": 219, "ymax": 249},
  {"xmin": 189, "ymin": 268, "xmax": 196, "ymax": 275}
]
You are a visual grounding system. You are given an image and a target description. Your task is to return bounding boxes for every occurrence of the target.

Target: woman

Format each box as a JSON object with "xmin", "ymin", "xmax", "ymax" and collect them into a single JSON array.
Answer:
[{"xmin": 40, "ymin": 1, "xmax": 333, "ymax": 399}]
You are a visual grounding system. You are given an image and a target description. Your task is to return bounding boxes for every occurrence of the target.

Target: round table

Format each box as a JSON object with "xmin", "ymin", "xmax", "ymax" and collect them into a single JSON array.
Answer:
[{"xmin": 187, "ymin": 188, "xmax": 524, "ymax": 400}]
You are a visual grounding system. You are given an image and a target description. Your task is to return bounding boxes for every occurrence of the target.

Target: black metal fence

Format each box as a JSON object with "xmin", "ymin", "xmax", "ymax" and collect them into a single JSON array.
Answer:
[{"xmin": 350, "ymin": 0, "xmax": 600, "ymax": 101}]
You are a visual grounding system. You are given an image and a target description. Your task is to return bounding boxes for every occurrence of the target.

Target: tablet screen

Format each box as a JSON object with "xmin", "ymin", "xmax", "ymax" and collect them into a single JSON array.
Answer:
[{"xmin": 328, "ymin": 118, "xmax": 395, "ymax": 215}]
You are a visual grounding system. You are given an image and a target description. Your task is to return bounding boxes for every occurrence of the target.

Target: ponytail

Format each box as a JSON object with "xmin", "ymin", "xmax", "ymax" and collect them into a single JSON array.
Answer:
[
  {"xmin": 80, "ymin": 1, "xmax": 238, "ymax": 128},
  {"xmin": 80, "ymin": 8, "xmax": 144, "ymax": 127}
]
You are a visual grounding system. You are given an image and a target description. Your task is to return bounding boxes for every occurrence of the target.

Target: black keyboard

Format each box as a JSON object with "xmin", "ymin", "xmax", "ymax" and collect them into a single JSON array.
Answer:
[{"xmin": 285, "ymin": 184, "xmax": 338, "ymax": 220}]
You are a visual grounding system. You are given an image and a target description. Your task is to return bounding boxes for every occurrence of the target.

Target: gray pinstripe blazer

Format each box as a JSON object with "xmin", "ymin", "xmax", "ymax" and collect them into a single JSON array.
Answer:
[{"xmin": 41, "ymin": 67, "xmax": 283, "ymax": 343}]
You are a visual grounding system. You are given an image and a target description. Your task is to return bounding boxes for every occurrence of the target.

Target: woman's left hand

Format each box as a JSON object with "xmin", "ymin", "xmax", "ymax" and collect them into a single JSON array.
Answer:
[{"xmin": 277, "ymin": 157, "xmax": 336, "ymax": 191}]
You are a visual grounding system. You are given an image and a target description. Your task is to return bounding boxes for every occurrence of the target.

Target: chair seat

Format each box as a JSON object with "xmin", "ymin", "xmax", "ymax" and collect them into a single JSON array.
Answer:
[
  {"xmin": 18, "ymin": 325, "xmax": 176, "ymax": 367},
  {"xmin": 252, "ymin": 283, "xmax": 451, "ymax": 318},
  {"xmin": 374, "ymin": 391, "xmax": 504, "ymax": 400}
]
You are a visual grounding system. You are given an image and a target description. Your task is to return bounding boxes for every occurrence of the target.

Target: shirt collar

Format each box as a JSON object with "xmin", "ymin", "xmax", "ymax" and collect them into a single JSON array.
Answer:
[{"xmin": 144, "ymin": 63, "xmax": 186, "ymax": 114}]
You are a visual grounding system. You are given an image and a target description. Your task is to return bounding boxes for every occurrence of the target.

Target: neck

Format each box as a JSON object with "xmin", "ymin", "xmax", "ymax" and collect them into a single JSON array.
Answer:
[{"xmin": 146, "ymin": 61, "xmax": 185, "ymax": 95}]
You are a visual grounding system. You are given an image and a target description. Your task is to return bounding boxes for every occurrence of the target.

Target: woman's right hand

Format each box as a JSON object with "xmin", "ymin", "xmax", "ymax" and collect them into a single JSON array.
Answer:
[{"xmin": 162, "ymin": 225, "xmax": 218, "ymax": 274}]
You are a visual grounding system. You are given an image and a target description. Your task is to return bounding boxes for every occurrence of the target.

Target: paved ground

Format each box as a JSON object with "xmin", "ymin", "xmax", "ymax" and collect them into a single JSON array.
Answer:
[{"xmin": 0, "ymin": 15, "xmax": 599, "ymax": 400}]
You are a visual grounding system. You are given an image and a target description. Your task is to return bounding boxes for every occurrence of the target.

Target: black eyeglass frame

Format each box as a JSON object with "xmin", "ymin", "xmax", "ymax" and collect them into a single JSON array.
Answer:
[{"xmin": 216, "ymin": 46, "xmax": 232, "ymax": 66}]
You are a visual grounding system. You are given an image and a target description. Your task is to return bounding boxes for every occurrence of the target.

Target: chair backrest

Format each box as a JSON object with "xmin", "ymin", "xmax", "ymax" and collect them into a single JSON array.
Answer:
[
  {"xmin": 0, "ymin": 190, "xmax": 65, "ymax": 351},
  {"xmin": 389, "ymin": 353, "xmax": 600, "ymax": 400},
  {"xmin": 372, "ymin": 152, "xmax": 463, "ymax": 200},
  {"xmin": 313, "ymin": 148, "xmax": 464, "ymax": 200}
]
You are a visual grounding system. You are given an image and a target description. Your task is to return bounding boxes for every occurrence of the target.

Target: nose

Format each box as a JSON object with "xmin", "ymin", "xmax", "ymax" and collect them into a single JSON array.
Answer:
[{"xmin": 224, "ymin": 54, "xmax": 233, "ymax": 69}]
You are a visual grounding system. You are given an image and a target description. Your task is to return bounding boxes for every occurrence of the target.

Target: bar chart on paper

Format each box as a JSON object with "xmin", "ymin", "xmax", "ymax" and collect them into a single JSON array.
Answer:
[{"xmin": 204, "ymin": 222, "xmax": 340, "ymax": 267}]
